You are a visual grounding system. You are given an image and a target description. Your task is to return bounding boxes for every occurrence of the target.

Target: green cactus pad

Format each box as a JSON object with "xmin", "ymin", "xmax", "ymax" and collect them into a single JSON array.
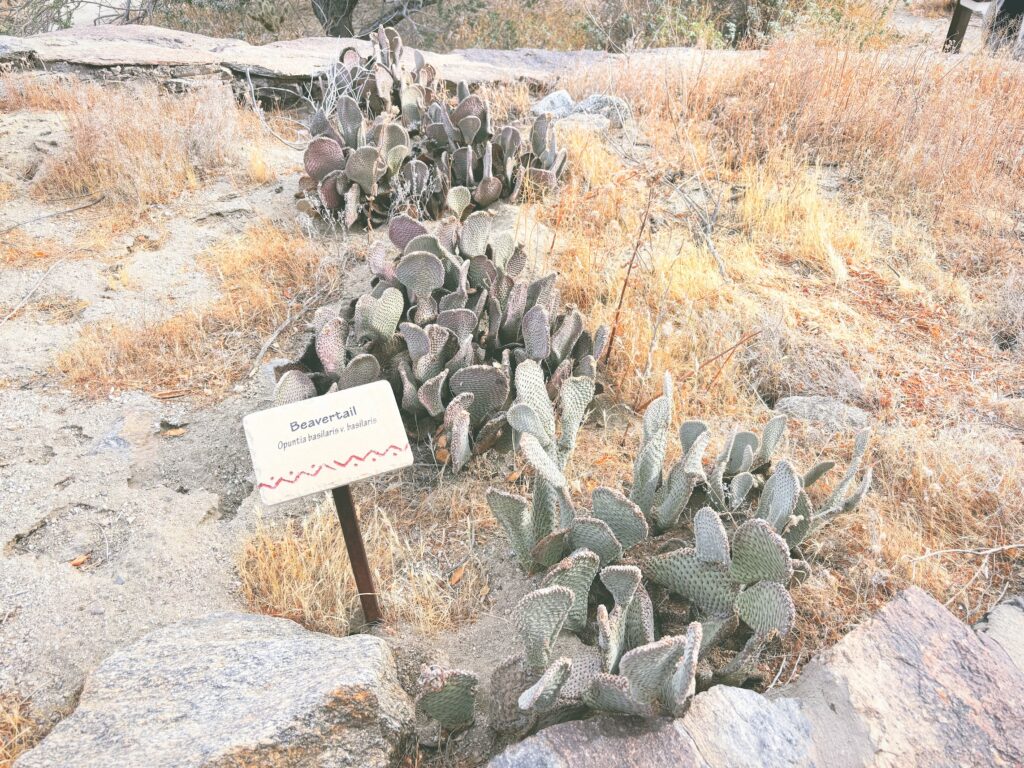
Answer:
[
  {"xmin": 729, "ymin": 519, "xmax": 793, "ymax": 585},
  {"xmin": 584, "ymin": 673, "xmax": 653, "ymax": 717},
  {"xmin": 557, "ymin": 376, "xmax": 595, "ymax": 459},
  {"xmin": 518, "ymin": 657, "xmax": 572, "ymax": 713},
  {"xmin": 735, "ymin": 581, "xmax": 796, "ymax": 637},
  {"xmin": 664, "ymin": 622, "xmax": 702, "ymax": 716},
  {"xmin": 515, "ymin": 585, "xmax": 574, "ymax": 672},
  {"xmin": 625, "ymin": 584, "xmax": 655, "ymax": 649},
  {"xmin": 693, "ymin": 507, "xmax": 730, "ymax": 566},
  {"xmin": 396, "ymin": 251, "xmax": 445, "ymax": 297},
  {"xmin": 570, "ymin": 517, "xmax": 623, "ymax": 566},
  {"xmin": 273, "ymin": 369, "xmax": 316, "ymax": 406},
  {"xmin": 591, "ymin": 487, "xmax": 649, "ymax": 550},
  {"xmin": 803, "ymin": 460, "xmax": 835, "ymax": 489},
  {"xmin": 415, "ymin": 665, "xmax": 478, "ymax": 731},
  {"xmin": 542, "ymin": 549, "xmax": 600, "ymax": 632},
  {"xmin": 756, "ymin": 459, "xmax": 801, "ymax": 533},
  {"xmin": 523, "ymin": 305, "xmax": 552, "ymax": 361},
  {"xmin": 645, "ymin": 547, "xmax": 738, "ymax": 615},
  {"xmin": 486, "ymin": 488, "xmax": 533, "ymax": 567},
  {"xmin": 751, "ymin": 414, "xmax": 787, "ymax": 470}
]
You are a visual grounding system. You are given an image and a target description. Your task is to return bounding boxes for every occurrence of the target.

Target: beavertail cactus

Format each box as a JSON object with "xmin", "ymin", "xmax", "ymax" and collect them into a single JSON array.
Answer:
[
  {"xmin": 297, "ymin": 32, "xmax": 568, "ymax": 226},
  {"xmin": 415, "ymin": 664, "xmax": 479, "ymax": 732}
]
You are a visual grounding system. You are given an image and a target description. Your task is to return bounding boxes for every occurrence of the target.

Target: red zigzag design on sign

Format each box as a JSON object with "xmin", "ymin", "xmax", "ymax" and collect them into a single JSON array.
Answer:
[{"xmin": 257, "ymin": 443, "xmax": 410, "ymax": 490}]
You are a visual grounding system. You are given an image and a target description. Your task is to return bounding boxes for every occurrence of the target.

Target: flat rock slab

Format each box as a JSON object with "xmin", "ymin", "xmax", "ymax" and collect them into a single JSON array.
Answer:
[
  {"xmin": 0, "ymin": 26, "xmax": 753, "ymax": 91},
  {"xmin": 0, "ymin": 25, "xmax": 557, "ymax": 85},
  {"xmin": 778, "ymin": 587, "xmax": 1024, "ymax": 767},
  {"xmin": 15, "ymin": 612, "xmax": 414, "ymax": 768}
]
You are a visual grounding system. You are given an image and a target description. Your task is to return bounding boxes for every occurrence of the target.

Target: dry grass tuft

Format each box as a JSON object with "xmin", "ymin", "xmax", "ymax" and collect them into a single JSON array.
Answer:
[
  {"xmin": 31, "ymin": 80, "xmax": 266, "ymax": 208},
  {"xmin": 56, "ymin": 219, "xmax": 335, "ymax": 396},
  {"xmin": 0, "ymin": 694, "xmax": 43, "ymax": 768},
  {"xmin": 239, "ymin": 469, "xmax": 498, "ymax": 636},
  {"xmin": 0, "ymin": 72, "xmax": 75, "ymax": 113}
]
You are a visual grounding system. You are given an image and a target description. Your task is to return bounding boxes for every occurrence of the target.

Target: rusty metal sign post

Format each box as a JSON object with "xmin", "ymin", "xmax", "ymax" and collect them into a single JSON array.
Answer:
[{"xmin": 243, "ymin": 380, "xmax": 413, "ymax": 625}]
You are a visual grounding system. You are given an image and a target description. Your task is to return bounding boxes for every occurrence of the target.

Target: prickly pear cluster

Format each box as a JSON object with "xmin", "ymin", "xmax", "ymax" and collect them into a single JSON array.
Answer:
[
  {"xmin": 486, "ymin": 371, "xmax": 873, "ymax": 723},
  {"xmin": 297, "ymin": 26, "xmax": 567, "ymax": 227},
  {"xmin": 270, "ymin": 213, "xmax": 603, "ymax": 473}
]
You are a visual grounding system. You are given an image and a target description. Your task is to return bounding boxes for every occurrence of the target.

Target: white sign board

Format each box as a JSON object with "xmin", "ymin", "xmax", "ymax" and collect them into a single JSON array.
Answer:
[{"xmin": 243, "ymin": 380, "xmax": 413, "ymax": 506}]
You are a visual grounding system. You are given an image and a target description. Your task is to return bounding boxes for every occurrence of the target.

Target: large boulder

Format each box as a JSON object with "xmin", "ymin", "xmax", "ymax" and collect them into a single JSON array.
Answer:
[
  {"xmin": 777, "ymin": 587, "xmax": 1024, "ymax": 766},
  {"xmin": 15, "ymin": 612, "xmax": 414, "ymax": 768}
]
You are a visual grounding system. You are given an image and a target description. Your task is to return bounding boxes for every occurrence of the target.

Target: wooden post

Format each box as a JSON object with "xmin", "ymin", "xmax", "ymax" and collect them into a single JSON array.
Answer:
[
  {"xmin": 331, "ymin": 484, "xmax": 383, "ymax": 625},
  {"xmin": 945, "ymin": 3, "xmax": 974, "ymax": 52}
]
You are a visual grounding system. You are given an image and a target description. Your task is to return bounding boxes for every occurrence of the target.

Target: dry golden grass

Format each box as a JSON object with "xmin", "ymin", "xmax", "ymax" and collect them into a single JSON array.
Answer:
[
  {"xmin": 239, "ymin": 469, "xmax": 498, "ymax": 636},
  {"xmin": 56, "ymin": 219, "xmax": 334, "ymax": 396},
  {"xmin": 0, "ymin": 694, "xmax": 43, "ymax": 768},
  {"xmin": 0, "ymin": 72, "xmax": 75, "ymax": 113},
  {"xmin": 30, "ymin": 80, "xmax": 267, "ymax": 208}
]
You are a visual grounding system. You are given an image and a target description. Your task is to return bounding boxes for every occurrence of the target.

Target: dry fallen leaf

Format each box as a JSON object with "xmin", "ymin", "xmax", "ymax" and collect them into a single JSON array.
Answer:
[
  {"xmin": 479, "ymin": 584, "xmax": 490, "ymax": 597},
  {"xmin": 448, "ymin": 564, "xmax": 466, "ymax": 586},
  {"xmin": 435, "ymin": 448, "xmax": 450, "ymax": 464},
  {"xmin": 506, "ymin": 469, "xmax": 522, "ymax": 483},
  {"xmin": 436, "ymin": 434, "xmax": 448, "ymax": 449},
  {"xmin": 69, "ymin": 553, "xmax": 90, "ymax": 567}
]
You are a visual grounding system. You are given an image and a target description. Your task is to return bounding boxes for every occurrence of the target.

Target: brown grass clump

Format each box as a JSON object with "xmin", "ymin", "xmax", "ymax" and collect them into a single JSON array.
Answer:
[
  {"xmin": 0, "ymin": 72, "xmax": 76, "ymax": 113},
  {"xmin": 56, "ymin": 219, "xmax": 335, "ymax": 396},
  {"xmin": 30, "ymin": 80, "xmax": 266, "ymax": 208},
  {"xmin": 239, "ymin": 470, "xmax": 497, "ymax": 636},
  {"xmin": 0, "ymin": 694, "xmax": 44, "ymax": 768}
]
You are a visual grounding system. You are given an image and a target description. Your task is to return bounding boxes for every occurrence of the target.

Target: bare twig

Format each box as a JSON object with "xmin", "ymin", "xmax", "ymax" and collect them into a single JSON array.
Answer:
[
  {"xmin": 247, "ymin": 288, "xmax": 328, "ymax": 377},
  {"xmin": 0, "ymin": 195, "xmax": 104, "ymax": 237},
  {"xmin": 0, "ymin": 259, "xmax": 65, "ymax": 329},
  {"xmin": 912, "ymin": 543, "xmax": 1022, "ymax": 560},
  {"xmin": 602, "ymin": 186, "xmax": 655, "ymax": 366}
]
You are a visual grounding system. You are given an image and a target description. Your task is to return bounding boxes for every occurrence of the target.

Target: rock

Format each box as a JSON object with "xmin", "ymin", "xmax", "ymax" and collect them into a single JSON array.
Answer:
[
  {"xmin": 773, "ymin": 395, "xmax": 869, "ymax": 431},
  {"xmin": 572, "ymin": 94, "xmax": 631, "ymax": 128},
  {"xmin": 976, "ymin": 596, "xmax": 1024, "ymax": 675},
  {"xmin": 556, "ymin": 113, "xmax": 611, "ymax": 134},
  {"xmin": 488, "ymin": 687, "xmax": 811, "ymax": 767},
  {"xmin": 682, "ymin": 686, "xmax": 814, "ymax": 767},
  {"xmin": 531, "ymin": 89, "xmax": 575, "ymax": 118},
  {"xmin": 15, "ymin": 612, "xmax": 414, "ymax": 768},
  {"xmin": 0, "ymin": 25, "xmax": 555, "ymax": 88},
  {"xmin": 488, "ymin": 715, "xmax": 706, "ymax": 768},
  {"xmin": 776, "ymin": 587, "xmax": 1024, "ymax": 767}
]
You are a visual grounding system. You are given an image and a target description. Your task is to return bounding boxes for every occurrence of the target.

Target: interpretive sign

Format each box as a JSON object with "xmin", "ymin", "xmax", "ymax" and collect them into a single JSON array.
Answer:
[
  {"xmin": 244, "ymin": 380, "xmax": 412, "ymax": 506},
  {"xmin": 242, "ymin": 380, "xmax": 413, "ymax": 624}
]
